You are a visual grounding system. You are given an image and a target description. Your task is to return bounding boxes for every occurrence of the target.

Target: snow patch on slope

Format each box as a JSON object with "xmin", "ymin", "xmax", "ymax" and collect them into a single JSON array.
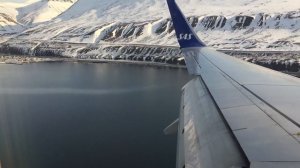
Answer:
[
  {"xmin": 0, "ymin": 4, "xmax": 23, "ymax": 35},
  {"xmin": 17, "ymin": 0, "xmax": 77, "ymax": 24}
]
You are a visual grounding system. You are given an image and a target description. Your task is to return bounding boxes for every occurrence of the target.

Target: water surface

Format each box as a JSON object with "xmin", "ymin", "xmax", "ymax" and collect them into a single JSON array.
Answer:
[{"xmin": 0, "ymin": 62, "xmax": 190, "ymax": 168}]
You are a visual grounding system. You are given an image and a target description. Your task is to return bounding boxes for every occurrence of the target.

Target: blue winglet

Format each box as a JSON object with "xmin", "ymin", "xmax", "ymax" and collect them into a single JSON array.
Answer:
[{"xmin": 166, "ymin": 0, "xmax": 206, "ymax": 48}]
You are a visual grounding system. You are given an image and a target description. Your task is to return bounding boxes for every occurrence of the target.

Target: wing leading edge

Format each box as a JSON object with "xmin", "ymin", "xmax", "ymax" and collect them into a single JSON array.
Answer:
[{"xmin": 166, "ymin": 0, "xmax": 300, "ymax": 168}]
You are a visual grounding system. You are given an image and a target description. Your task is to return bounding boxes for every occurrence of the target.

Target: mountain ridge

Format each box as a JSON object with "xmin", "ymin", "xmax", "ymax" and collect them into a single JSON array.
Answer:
[{"xmin": 0, "ymin": 0, "xmax": 299, "ymax": 50}]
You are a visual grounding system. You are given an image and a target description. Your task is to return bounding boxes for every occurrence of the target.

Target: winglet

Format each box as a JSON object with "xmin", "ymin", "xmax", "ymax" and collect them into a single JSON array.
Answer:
[{"xmin": 166, "ymin": 0, "xmax": 206, "ymax": 48}]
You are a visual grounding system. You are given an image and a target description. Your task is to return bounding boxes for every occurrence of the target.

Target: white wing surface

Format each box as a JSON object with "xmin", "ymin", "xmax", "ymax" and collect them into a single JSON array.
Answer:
[{"xmin": 166, "ymin": 0, "xmax": 300, "ymax": 167}]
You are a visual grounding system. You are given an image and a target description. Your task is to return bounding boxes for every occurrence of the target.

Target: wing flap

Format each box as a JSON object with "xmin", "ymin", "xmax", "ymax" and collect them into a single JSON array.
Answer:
[{"xmin": 180, "ymin": 78, "xmax": 248, "ymax": 168}]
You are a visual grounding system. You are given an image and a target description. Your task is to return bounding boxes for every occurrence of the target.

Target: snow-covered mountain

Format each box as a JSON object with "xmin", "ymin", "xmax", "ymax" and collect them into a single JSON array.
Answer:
[
  {"xmin": 0, "ymin": 2, "xmax": 26, "ymax": 34},
  {"xmin": 0, "ymin": 0, "xmax": 300, "ymax": 50},
  {"xmin": 17, "ymin": 0, "xmax": 76, "ymax": 25},
  {"xmin": 0, "ymin": 0, "xmax": 76, "ymax": 41}
]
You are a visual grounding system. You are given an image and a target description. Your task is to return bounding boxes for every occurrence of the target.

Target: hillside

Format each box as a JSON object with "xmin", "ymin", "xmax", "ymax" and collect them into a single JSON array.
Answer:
[
  {"xmin": 17, "ymin": 0, "xmax": 76, "ymax": 24},
  {"xmin": 0, "ymin": 0, "xmax": 76, "ymax": 37},
  {"xmin": 0, "ymin": 3, "xmax": 24, "ymax": 35},
  {"xmin": 0, "ymin": 0, "xmax": 299, "ymax": 50}
]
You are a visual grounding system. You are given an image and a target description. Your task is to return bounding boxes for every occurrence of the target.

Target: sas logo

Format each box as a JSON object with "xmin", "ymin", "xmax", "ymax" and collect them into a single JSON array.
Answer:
[{"xmin": 178, "ymin": 33, "xmax": 193, "ymax": 40}]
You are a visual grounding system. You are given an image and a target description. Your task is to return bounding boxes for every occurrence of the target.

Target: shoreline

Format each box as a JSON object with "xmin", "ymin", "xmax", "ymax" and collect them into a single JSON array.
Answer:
[
  {"xmin": 1, "ymin": 55, "xmax": 299, "ymax": 77},
  {"xmin": 76, "ymin": 59, "xmax": 186, "ymax": 69},
  {"xmin": 0, "ymin": 55, "xmax": 187, "ymax": 69}
]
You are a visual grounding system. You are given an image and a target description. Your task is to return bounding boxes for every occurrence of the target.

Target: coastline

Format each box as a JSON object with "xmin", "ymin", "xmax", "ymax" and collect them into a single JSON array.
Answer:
[
  {"xmin": 0, "ymin": 55, "xmax": 187, "ymax": 69},
  {"xmin": 2, "ymin": 52, "xmax": 300, "ymax": 77},
  {"xmin": 76, "ymin": 59, "xmax": 187, "ymax": 69}
]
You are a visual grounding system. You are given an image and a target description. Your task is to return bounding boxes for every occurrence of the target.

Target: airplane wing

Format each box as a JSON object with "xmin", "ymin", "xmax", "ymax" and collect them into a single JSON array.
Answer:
[{"xmin": 165, "ymin": 0, "xmax": 300, "ymax": 168}]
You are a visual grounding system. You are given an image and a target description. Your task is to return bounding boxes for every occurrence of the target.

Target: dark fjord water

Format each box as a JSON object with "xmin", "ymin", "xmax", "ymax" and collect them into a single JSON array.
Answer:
[{"xmin": 0, "ymin": 63, "xmax": 191, "ymax": 168}]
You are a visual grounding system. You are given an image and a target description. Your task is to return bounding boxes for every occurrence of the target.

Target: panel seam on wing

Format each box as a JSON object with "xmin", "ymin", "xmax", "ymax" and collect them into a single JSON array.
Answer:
[{"xmin": 199, "ymin": 53, "xmax": 300, "ymax": 144}]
